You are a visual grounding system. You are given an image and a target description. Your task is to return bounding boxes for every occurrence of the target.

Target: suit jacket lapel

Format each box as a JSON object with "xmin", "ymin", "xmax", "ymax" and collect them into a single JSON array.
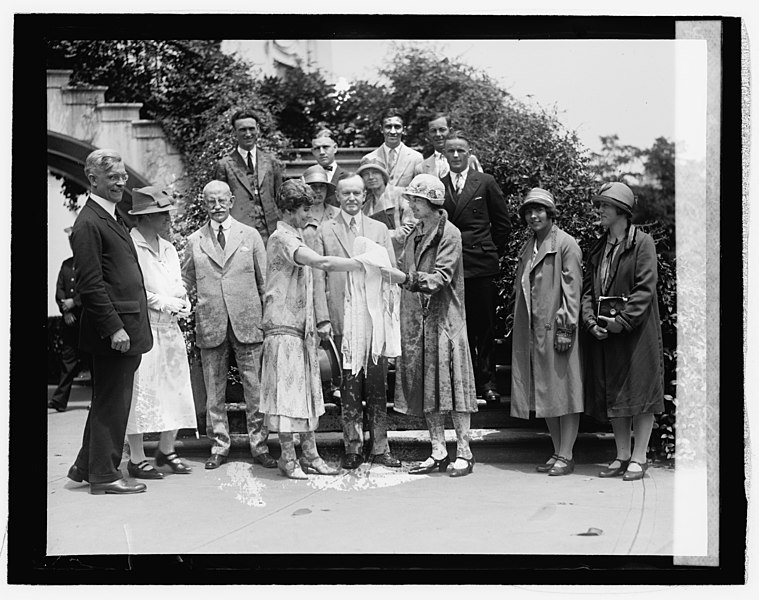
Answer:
[
  {"xmin": 200, "ymin": 222, "xmax": 226, "ymax": 268},
  {"xmin": 88, "ymin": 198, "xmax": 133, "ymax": 246},
  {"xmin": 393, "ymin": 144, "xmax": 409, "ymax": 177},
  {"xmin": 330, "ymin": 218, "xmax": 352, "ymax": 256},
  {"xmin": 442, "ymin": 175, "xmax": 457, "ymax": 215},
  {"xmin": 222, "ymin": 221, "xmax": 243, "ymax": 267},
  {"xmin": 529, "ymin": 226, "xmax": 558, "ymax": 273},
  {"xmin": 229, "ymin": 152, "xmax": 256, "ymax": 197},
  {"xmin": 256, "ymin": 148, "xmax": 268, "ymax": 188},
  {"xmin": 452, "ymin": 171, "xmax": 480, "ymax": 221}
]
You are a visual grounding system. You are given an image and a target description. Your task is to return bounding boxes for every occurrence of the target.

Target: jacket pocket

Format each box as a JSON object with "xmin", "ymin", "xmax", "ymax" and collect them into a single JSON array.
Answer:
[{"xmin": 112, "ymin": 300, "xmax": 140, "ymax": 314}]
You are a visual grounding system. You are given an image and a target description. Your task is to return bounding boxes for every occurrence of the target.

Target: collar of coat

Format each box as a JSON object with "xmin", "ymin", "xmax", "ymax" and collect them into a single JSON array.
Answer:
[{"xmin": 590, "ymin": 224, "xmax": 639, "ymax": 259}]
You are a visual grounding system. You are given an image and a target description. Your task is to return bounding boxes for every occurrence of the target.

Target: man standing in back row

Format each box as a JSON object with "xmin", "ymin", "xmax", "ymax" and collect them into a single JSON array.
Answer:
[
  {"xmin": 214, "ymin": 108, "xmax": 283, "ymax": 244},
  {"xmin": 442, "ymin": 132, "xmax": 511, "ymax": 404},
  {"xmin": 361, "ymin": 108, "xmax": 423, "ymax": 188}
]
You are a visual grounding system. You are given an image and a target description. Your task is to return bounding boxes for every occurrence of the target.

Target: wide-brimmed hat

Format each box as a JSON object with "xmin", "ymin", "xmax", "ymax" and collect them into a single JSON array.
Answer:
[
  {"xmin": 592, "ymin": 181, "xmax": 635, "ymax": 216},
  {"xmin": 404, "ymin": 173, "xmax": 446, "ymax": 206},
  {"xmin": 518, "ymin": 187, "xmax": 556, "ymax": 220},
  {"xmin": 128, "ymin": 186, "xmax": 176, "ymax": 215},
  {"xmin": 302, "ymin": 165, "xmax": 336, "ymax": 190},
  {"xmin": 356, "ymin": 159, "xmax": 390, "ymax": 184}
]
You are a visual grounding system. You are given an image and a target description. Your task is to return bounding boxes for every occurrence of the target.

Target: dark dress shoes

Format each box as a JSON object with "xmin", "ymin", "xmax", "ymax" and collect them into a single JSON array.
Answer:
[
  {"xmin": 449, "ymin": 456, "xmax": 475, "ymax": 478},
  {"xmin": 67, "ymin": 464, "xmax": 88, "ymax": 483},
  {"xmin": 89, "ymin": 478, "xmax": 147, "ymax": 495},
  {"xmin": 127, "ymin": 460, "xmax": 164, "ymax": 479},
  {"xmin": 252, "ymin": 452, "xmax": 277, "ymax": 468},
  {"xmin": 622, "ymin": 460, "xmax": 648, "ymax": 481},
  {"xmin": 484, "ymin": 389, "xmax": 500, "ymax": 404},
  {"xmin": 598, "ymin": 457, "xmax": 631, "ymax": 478},
  {"xmin": 204, "ymin": 454, "xmax": 228, "ymax": 470},
  {"xmin": 154, "ymin": 450, "xmax": 192, "ymax": 474},
  {"xmin": 342, "ymin": 453, "xmax": 363, "ymax": 469},
  {"xmin": 48, "ymin": 400, "xmax": 66, "ymax": 412},
  {"xmin": 371, "ymin": 451, "xmax": 401, "ymax": 467},
  {"xmin": 547, "ymin": 456, "xmax": 575, "ymax": 476}
]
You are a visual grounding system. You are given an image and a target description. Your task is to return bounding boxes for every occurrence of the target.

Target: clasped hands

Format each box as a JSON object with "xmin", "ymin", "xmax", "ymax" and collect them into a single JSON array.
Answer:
[
  {"xmin": 161, "ymin": 297, "xmax": 191, "ymax": 318},
  {"xmin": 590, "ymin": 315, "xmax": 623, "ymax": 340}
]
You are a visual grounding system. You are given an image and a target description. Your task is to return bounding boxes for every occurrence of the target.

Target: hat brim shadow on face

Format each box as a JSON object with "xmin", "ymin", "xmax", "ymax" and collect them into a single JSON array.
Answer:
[
  {"xmin": 404, "ymin": 192, "xmax": 445, "ymax": 206},
  {"xmin": 128, "ymin": 206, "xmax": 177, "ymax": 216},
  {"xmin": 592, "ymin": 196, "xmax": 633, "ymax": 216}
]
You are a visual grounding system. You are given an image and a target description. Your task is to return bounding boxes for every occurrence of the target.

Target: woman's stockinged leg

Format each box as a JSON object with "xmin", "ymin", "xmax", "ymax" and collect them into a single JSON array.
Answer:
[
  {"xmin": 278, "ymin": 432, "xmax": 297, "ymax": 463},
  {"xmin": 629, "ymin": 413, "xmax": 655, "ymax": 468},
  {"xmin": 558, "ymin": 413, "xmax": 580, "ymax": 461},
  {"xmin": 419, "ymin": 411, "xmax": 447, "ymax": 468},
  {"xmin": 299, "ymin": 431, "xmax": 320, "ymax": 460},
  {"xmin": 451, "ymin": 411, "xmax": 473, "ymax": 468},
  {"xmin": 127, "ymin": 433, "xmax": 146, "ymax": 463},
  {"xmin": 158, "ymin": 429, "xmax": 177, "ymax": 455},
  {"xmin": 608, "ymin": 416, "xmax": 633, "ymax": 469}
]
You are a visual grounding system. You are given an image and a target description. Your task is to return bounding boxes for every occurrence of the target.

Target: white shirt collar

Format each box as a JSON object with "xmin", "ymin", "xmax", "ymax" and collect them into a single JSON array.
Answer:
[
  {"xmin": 382, "ymin": 142, "xmax": 402, "ymax": 155},
  {"xmin": 453, "ymin": 166, "xmax": 470, "ymax": 181},
  {"xmin": 340, "ymin": 210, "xmax": 361, "ymax": 231},
  {"xmin": 89, "ymin": 193, "xmax": 117, "ymax": 219},
  {"xmin": 237, "ymin": 146, "xmax": 257, "ymax": 166},
  {"xmin": 210, "ymin": 215, "xmax": 234, "ymax": 232}
]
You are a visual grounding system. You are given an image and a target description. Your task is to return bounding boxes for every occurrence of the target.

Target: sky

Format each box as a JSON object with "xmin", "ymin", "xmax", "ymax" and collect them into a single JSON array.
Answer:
[{"xmin": 325, "ymin": 39, "xmax": 677, "ymax": 155}]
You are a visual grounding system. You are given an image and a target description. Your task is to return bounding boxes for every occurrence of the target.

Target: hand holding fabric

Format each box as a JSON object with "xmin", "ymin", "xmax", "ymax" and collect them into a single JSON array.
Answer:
[
  {"xmin": 597, "ymin": 315, "xmax": 623, "ymax": 334},
  {"xmin": 589, "ymin": 324, "xmax": 609, "ymax": 340},
  {"xmin": 380, "ymin": 266, "xmax": 407, "ymax": 286},
  {"xmin": 554, "ymin": 332, "xmax": 572, "ymax": 352}
]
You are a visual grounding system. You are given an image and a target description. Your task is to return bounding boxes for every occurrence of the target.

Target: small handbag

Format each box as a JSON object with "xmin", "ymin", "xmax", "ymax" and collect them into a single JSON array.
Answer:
[{"xmin": 597, "ymin": 295, "xmax": 628, "ymax": 319}]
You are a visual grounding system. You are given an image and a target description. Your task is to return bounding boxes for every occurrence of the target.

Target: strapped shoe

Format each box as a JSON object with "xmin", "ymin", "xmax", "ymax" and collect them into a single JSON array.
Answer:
[
  {"xmin": 409, "ymin": 455, "xmax": 450, "ymax": 475},
  {"xmin": 278, "ymin": 459, "xmax": 309, "ymax": 480},
  {"xmin": 449, "ymin": 456, "xmax": 475, "ymax": 478},
  {"xmin": 299, "ymin": 457, "xmax": 341, "ymax": 476},
  {"xmin": 155, "ymin": 449, "xmax": 192, "ymax": 474},
  {"xmin": 622, "ymin": 460, "xmax": 648, "ymax": 481},
  {"xmin": 548, "ymin": 456, "xmax": 575, "ymax": 476},
  {"xmin": 127, "ymin": 459, "xmax": 164, "ymax": 480},
  {"xmin": 536, "ymin": 453, "xmax": 560, "ymax": 473},
  {"xmin": 598, "ymin": 457, "xmax": 631, "ymax": 478}
]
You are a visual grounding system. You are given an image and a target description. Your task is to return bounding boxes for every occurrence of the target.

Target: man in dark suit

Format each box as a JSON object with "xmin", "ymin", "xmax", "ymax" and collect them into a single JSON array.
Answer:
[
  {"xmin": 214, "ymin": 108, "xmax": 283, "ymax": 244},
  {"xmin": 67, "ymin": 149, "xmax": 153, "ymax": 494},
  {"xmin": 441, "ymin": 132, "xmax": 511, "ymax": 403},
  {"xmin": 311, "ymin": 130, "xmax": 348, "ymax": 207},
  {"xmin": 48, "ymin": 227, "xmax": 92, "ymax": 412}
]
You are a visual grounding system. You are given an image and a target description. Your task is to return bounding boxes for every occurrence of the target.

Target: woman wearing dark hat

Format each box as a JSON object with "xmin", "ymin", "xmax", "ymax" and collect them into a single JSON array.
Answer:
[
  {"xmin": 301, "ymin": 164, "xmax": 340, "ymax": 249},
  {"xmin": 380, "ymin": 174, "xmax": 478, "ymax": 477},
  {"xmin": 125, "ymin": 186, "xmax": 197, "ymax": 479},
  {"xmin": 510, "ymin": 188, "xmax": 584, "ymax": 476},
  {"xmin": 357, "ymin": 159, "xmax": 415, "ymax": 257},
  {"xmin": 260, "ymin": 179, "xmax": 365, "ymax": 479},
  {"xmin": 581, "ymin": 182, "xmax": 664, "ymax": 481}
]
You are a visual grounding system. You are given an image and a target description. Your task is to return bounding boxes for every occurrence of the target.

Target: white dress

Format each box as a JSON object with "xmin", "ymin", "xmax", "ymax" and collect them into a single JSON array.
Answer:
[{"xmin": 126, "ymin": 229, "xmax": 198, "ymax": 435}]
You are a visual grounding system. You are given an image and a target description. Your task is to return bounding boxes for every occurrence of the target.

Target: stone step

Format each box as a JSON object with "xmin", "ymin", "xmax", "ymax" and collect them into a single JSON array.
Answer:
[{"xmin": 149, "ymin": 428, "xmax": 616, "ymax": 466}]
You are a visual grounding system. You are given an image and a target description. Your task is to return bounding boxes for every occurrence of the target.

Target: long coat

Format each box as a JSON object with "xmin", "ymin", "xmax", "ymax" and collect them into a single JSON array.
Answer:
[
  {"xmin": 182, "ymin": 217, "xmax": 267, "ymax": 349},
  {"xmin": 214, "ymin": 148, "xmax": 283, "ymax": 242},
  {"xmin": 510, "ymin": 225, "xmax": 584, "ymax": 419},
  {"xmin": 580, "ymin": 225, "xmax": 664, "ymax": 421},
  {"xmin": 71, "ymin": 198, "xmax": 152, "ymax": 357},
  {"xmin": 441, "ymin": 170, "xmax": 511, "ymax": 279},
  {"xmin": 393, "ymin": 211, "xmax": 478, "ymax": 416}
]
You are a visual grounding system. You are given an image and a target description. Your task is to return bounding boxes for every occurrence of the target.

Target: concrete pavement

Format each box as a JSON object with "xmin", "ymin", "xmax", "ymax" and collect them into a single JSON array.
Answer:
[{"xmin": 46, "ymin": 384, "xmax": 674, "ymax": 556}]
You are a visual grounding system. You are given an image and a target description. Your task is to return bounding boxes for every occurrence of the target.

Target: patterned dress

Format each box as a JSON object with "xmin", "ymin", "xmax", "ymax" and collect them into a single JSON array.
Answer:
[
  {"xmin": 127, "ymin": 229, "xmax": 197, "ymax": 434},
  {"xmin": 260, "ymin": 222, "xmax": 324, "ymax": 432}
]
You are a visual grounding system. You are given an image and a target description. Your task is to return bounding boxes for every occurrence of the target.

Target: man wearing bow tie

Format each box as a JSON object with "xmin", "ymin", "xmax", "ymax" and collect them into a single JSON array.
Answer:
[
  {"xmin": 214, "ymin": 109, "xmax": 283, "ymax": 244},
  {"xmin": 66, "ymin": 149, "xmax": 153, "ymax": 494},
  {"xmin": 311, "ymin": 130, "xmax": 348, "ymax": 207},
  {"xmin": 441, "ymin": 132, "xmax": 511, "ymax": 404},
  {"xmin": 361, "ymin": 109, "xmax": 423, "ymax": 188},
  {"xmin": 182, "ymin": 180, "xmax": 273, "ymax": 470}
]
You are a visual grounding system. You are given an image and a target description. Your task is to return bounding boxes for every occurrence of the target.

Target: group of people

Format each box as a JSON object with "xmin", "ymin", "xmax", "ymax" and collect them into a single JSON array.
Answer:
[{"xmin": 57, "ymin": 106, "xmax": 664, "ymax": 495}]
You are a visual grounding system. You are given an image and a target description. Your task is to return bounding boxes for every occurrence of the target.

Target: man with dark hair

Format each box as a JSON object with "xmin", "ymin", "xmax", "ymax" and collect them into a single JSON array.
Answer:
[
  {"xmin": 441, "ymin": 132, "xmax": 511, "ymax": 404},
  {"xmin": 66, "ymin": 148, "xmax": 153, "ymax": 494},
  {"xmin": 361, "ymin": 108, "xmax": 422, "ymax": 188},
  {"xmin": 415, "ymin": 112, "xmax": 483, "ymax": 178},
  {"xmin": 214, "ymin": 108, "xmax": 283, "ymax": 244},
  {"xmin": 311, "ymin": 129, "xmax": 348, "ymax": 207}
]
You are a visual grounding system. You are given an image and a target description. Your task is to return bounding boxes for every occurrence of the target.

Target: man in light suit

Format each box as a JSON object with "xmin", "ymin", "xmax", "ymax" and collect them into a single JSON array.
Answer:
[
  {"xmin": 361, "ymin": 109, "xmax": 423, "ymax": 189},
  {"xmin": 311, "ymin": 130, "xmax": 349, "ymax": 207},
  {"xmin": 441, "ymin": 132, "xmax": 511, "ymax": 404},
  {"xmin": 414, "ymin": 112, "xmax": 483, "ymax": 178},
  {"xmin": 313, "ymin": 175, "xmax": 402, "ymax": 470},
  {"xmin": 214, "ymin": 108, "xmax": 283, "ymax": 244},
  {"xmin": 67, "ymin": 148, "xmax": 153, "ymax": 494},
  {"xmin": 182, "ymin": 180, "xmax": 274, "ymax": 470}
]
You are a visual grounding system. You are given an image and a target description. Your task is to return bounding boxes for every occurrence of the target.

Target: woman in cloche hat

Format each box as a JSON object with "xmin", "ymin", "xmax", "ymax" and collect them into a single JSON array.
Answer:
[
  {"xmin": 510, "ymin": 188, "xmax": 584, "ymax": 476},
  {"xmin": 124, "ymin": 186, "xmax": 197, "ymax": 479},
  {"xmin": 581, "ymin": 182, "xmax": 664, "ymax": 481},
  {"xmin": 381, "ymin": 174, "xmax": 478, "ymax": 478}
]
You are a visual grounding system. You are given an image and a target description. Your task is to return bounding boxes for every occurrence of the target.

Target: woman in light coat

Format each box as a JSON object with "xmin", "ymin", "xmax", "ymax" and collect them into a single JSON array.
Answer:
[
  {"xmin": 510, "ymin": 188, "xmax": 584, "ymax": 476},
  {"xmin": 381, "ymin": 174, "xmax": 478, "ymax": 478}
]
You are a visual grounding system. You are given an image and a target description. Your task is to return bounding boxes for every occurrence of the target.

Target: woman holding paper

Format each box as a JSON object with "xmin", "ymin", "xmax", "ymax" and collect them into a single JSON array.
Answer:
[{"xmin": 581, "ymin": 182, "xmax": 664, "ymax": 481}]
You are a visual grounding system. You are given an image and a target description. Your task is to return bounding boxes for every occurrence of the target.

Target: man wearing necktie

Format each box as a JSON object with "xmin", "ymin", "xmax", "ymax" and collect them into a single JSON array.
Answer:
[
  {"xmin": 414, "ymin": 112, "xmax": 484, "ymax": 179},
  {"xmin": 66, "ymin": 149, "xmax": 153, "ymax": 494},
  {"xmin": 214, "ymin": 109, "xmax": 283, "ymax": 244},
  {"xmin": 310, "ymin": 129, "xmax": 348, "ymax": 207},
  {"xmin": 182, "ymin": 180, "xmax": 273, "ymax": 471},
  {"xmin": 360, "ymin": 109, "xmax": 423, "ymax": 188},
  {"xmin": 441, "ymin": 132, "xmax": 511, "ymax": 404},
  {"xmin": 312, "ymin": 175, "xmax": 402, "ymax": 469}
]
